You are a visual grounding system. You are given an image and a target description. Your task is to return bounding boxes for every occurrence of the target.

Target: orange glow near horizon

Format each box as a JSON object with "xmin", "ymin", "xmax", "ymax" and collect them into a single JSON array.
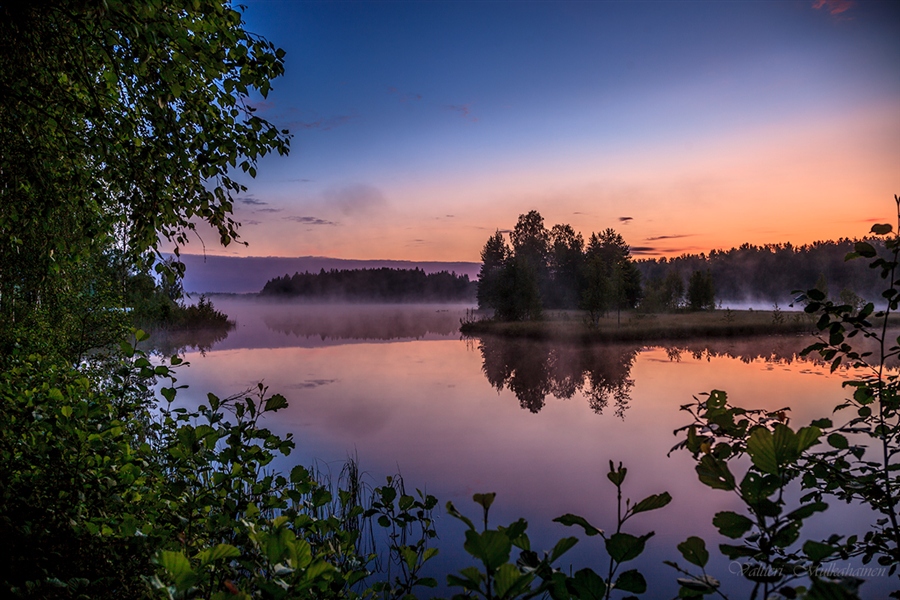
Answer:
[{"xmin": 177, "ymin": 101, "xmax": 899, "ymax": 263}]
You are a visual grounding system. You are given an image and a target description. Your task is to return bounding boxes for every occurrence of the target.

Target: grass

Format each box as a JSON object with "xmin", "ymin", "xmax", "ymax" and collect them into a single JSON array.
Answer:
[{"xmin": 460, "ymin": 308, "xmax": 830, "ymax": 343}]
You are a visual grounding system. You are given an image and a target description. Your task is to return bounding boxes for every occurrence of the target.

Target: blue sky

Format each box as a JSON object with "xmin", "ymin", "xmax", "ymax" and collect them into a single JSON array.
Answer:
[{"xmin": 189, "ymin": 0, "xmax": 900, "ymax": 261}]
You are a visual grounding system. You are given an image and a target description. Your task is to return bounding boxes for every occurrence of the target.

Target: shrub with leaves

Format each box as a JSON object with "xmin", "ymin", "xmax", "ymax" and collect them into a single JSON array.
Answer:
[{"xmin": 444, "ymin": 461, "xmax": 670, "ymax": 600}]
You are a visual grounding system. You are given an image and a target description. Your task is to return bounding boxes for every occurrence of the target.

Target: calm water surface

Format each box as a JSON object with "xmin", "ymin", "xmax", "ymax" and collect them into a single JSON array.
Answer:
[{"xmin": 158, "ymin": 298, "xmax": 893, "ymax": 597}]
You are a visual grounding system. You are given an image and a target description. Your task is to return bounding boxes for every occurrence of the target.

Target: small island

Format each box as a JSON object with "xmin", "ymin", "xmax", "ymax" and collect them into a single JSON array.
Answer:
[{"xmin": 464, "ymin": 210, "xmax": 876, "ymax": 342}]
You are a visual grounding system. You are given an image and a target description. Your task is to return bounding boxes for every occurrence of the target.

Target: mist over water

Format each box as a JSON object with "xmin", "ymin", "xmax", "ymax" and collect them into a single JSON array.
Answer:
[{"xmin": 157, "ymin": 298, "xmax": 894, "ymax": 598}]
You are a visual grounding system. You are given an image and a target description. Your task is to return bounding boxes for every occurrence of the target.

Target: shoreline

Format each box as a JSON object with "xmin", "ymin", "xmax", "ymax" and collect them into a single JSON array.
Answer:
[{"xmin": 459, "ymin": 310, "xmax": 826, "ymax": 343}]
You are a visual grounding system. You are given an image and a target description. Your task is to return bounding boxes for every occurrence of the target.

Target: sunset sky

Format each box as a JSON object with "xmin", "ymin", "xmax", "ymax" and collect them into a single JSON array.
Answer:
[{"xmin": 192, "ymin": 0, "xmax": 900, "ymax": 262}]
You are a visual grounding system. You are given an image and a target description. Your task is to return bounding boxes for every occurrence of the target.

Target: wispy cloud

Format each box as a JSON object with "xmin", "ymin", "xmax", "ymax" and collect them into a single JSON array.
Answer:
[
  {"xmin": 645, "ymin": 234, "xmax": 694, "ymax": 241},
  {"xmin": 286, "ymin": 379, "xmax": 338, "ymax": 389},
  {"xmin": 619, "ymin": 216, "xmax": 633, "ymax": 224},
  {"xmin": 238, "ymin": 197, "xmax": 268, "ymax": 206},
  {"xmin": 289, "ymin": 115, "xmax": 356, "ymax": 131},
  {"xmin": 255, "ymin": 207, "xmax": 283, "ymax": 214},
  {"xmin": 445, "ymin": 103, "xmax": 478, "ymax": 122},
  {"xmin": 284, "ymin": 216, "xmax": 337, "ymax": 226},
  {"xmin": 322, "ymin": 184, "xmax": 388, "ymax": 216},
  {"xmin": 388, "ymin": 86, "xmax": 423, "ymax": 103},
  {"xmin": 812, "ymin": 0, "xmax": 854, "ymax": 15}
]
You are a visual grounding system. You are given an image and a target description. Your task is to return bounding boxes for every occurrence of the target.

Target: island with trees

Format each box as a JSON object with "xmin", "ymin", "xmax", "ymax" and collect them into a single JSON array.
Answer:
[
  {"xmin": 462, "ymin": 210, "xmax": 879, "ymax": 341},
  {"xmin": 260, "ymin": 267, "xmax": 476, "ymax": 301}
]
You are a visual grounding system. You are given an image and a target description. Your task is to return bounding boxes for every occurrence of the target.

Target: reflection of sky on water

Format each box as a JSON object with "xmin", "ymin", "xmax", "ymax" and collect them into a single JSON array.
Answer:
[{"xmin": 159, "ymin": 299, "xmax": 894, "ymax": 597}]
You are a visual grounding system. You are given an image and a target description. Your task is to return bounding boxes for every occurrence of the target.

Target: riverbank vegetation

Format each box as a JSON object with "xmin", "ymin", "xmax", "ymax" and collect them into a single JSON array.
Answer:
[
  {"xmin": 2, "ymin": 1, "xmax": 898, "ymax": 598},
  {"xmin": 461, "ymin": 307, "xmax": 821, "ymax": 343}
]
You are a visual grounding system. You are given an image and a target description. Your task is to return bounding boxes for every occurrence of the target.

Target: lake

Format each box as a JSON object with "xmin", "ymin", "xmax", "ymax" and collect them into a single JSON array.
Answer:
[{"xmin": 156, "ymin": 297, "xmax": 893, "ymax": 597}]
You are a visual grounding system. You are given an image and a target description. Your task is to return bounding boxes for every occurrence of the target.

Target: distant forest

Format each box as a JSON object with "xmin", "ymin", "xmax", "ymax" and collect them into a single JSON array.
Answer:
[
  {"xmin": 259, "ymin": 267, "xmax": 476, "ymax": 301},
  {"xmin": 637, "ymin": 238, "xmax": 882, "ymax": 306}
]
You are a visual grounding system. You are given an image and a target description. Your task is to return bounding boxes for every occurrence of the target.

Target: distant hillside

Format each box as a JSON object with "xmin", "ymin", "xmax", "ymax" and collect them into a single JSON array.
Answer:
[{"xmin": 174, "ymin": 254, "xmax": 480, "ymax": 294}]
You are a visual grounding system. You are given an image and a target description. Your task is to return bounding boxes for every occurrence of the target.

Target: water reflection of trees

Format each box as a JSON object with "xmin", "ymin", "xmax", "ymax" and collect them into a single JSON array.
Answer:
[
  {"xmin": 657, "ymin": 333, "xmax": 888, "ymax": 367},
  {"xmin": 474, "ymin": 332, "xmax": 885, "ymax": 417},
  {"xmin": 477, "ymin": 336, "xmax": 638, "ymax": 417},
  {"xmin": 147, "ymin": 325, "xmax": 233, "ymax": 356},
  {"xmin": 262, "ymin": 304, "xmax": 463, "ymax": 341}
]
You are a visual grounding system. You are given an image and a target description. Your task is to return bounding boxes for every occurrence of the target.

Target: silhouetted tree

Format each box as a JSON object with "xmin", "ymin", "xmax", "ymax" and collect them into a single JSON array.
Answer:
[
  {"xmin": 687, "ymin": 269, "xmax": 715, "ymax": 311},
  {"xmin": 495, "ymin": 256, "xmax": 543, "ymax": 321},
  {"xmin": 477, "ymin": 231, "xmax": 510, "ymax": 311},
  {"xmin": 548, "ymin": 223, "xmax": 585, "ymax": 308},
  {"xmin": 475, "ymin": 214, "xmax": 641, "ymax": 320}
]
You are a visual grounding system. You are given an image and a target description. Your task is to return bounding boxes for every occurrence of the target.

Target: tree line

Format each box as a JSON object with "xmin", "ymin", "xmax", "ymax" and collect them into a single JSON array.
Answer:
[
  {"xmin": 637, "ymin": 239, "xmax": 879, "ymax": 308},
  {"xmin": 260, "ymin": 267, "xmax": 476, "ymax": 301},
  {"xmin": 476, "ymin": 212, "xmax": 880, "ymax": 319}
]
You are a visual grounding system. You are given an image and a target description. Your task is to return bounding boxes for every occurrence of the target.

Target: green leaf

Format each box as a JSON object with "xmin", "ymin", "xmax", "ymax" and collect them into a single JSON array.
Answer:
[
  {"xmin": 785, "ymin": 502, "xmax": 828, "ymax": 521},
  {"xmin": 606, "ymin": 532, "xmax": 652, "ymax": 564},
  {"xmin": 157, "ymin": 550, "xmax": 196, "ymax": 591},
  {"xmin": 804, "ymin": 540, "xmax": 838, "ymax": 562},
  {"xmin": 446, "ymin": 501, "xmax": 476, "ymax": 530},
  {"xmin": 695, "ymin": 454, "xmax": 736, "ymax": 490},
  {"xmin": 771, "ymin": 520, "xmax": 801, "ymax": 548},
  {"xmin": 677, "ymin": 536, "xmax": 708, "ymax": 568},
  {"xmin": 614, "ymin": 569, "xmax": 647, "ymax": 593},
  {"xmin": 607, "ymin": 460, "xmax": 627, "ymax": 486},
  {"xmin": 264, "ymin": 393, "xmax": 288, "ymax": 411},
  {"xmin": 550, "ymin": 536, "xmax": 579, "ymax": 562},
  {"xmin": 501, "ymin": 518, "xmax": 529, "ymax": 550},
  {"xmin": 464, "ymin": 530, "xmax": 511, "ymax": 570},
  {"xmin": 493, "ymin": 563, "xmax": 527, "ymax": 597},
  {"xmin": 566, "ymin": 568, "xmax": 606, "ymax": 600},
  {"xmin": 707, "ymin": 390, "xmax": 728, "ymax": 409},
  {"xmin": 554, "ymin": 513, "xmax": 603, "ymax": 536},
  {"xmin": 631, "ymin": 492, "xmax": 672, "ymax": 515},
  {"xmin": 712, "ymin": 512, "xmax": 754, "ymax": 539},
  {"xmin": 871, "ymin": 223, "xmax": 893, "ymax": 235},
  {"xmin": 401, "ymin": 546, "xmax": 418, "ymax": 571},
  {"xmin": 747, "ymin": 427, "xmax": 779, "ymax": 475},
  {"xmin": 448, "ymin": 566, "xmax": 484, "ymax": 591},
  {"xmin": 827, "ymin": 433, "xmax": 849, "ymax": 449},
  {"xmin": 290, "ymin": 465, "xmax": 310, "ymax": 484},
  {"xmin": 854, "ymin": 241, "xmax": 877, "ymax": 258},
  {"xmin": 796, "ymin": 426, "xmax": 821, "ymax": 452},
  {"xmin": 196, "ymin": 543, "xmax": 240, "ymax": 566},
  {"xmin": 473, "ymin": 492, "xmax": 496, "ymax": 511}
]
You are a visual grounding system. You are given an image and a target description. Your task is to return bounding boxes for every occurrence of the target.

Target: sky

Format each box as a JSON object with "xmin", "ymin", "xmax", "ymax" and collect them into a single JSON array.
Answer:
[{"xmin": 187, "ymin": 0, "xmax": 900, "ymax": 262}]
